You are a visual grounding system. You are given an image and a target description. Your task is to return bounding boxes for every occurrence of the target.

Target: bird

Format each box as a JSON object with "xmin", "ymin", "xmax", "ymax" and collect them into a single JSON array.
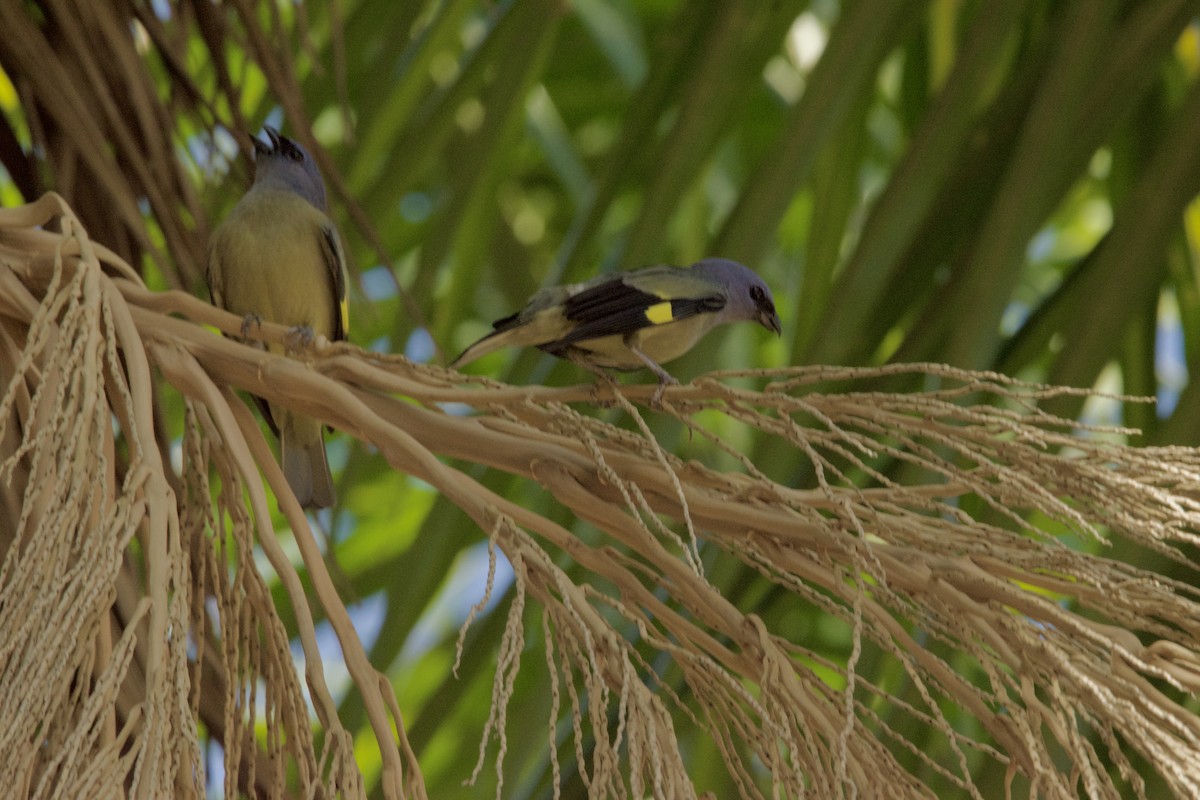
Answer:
[
  {"xmin": 451, "ymin": 258, "xmax": 781, "ymax": 400},
  {"xmin": 206, "ymin": 126, "xmax": 348, "ymax": 508}
]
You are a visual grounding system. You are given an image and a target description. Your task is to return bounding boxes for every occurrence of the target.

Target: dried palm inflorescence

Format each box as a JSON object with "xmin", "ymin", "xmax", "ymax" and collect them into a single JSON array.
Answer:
[{"xmin": 4, "ymin": 195, "xmax": 1200, "ymax": 798}]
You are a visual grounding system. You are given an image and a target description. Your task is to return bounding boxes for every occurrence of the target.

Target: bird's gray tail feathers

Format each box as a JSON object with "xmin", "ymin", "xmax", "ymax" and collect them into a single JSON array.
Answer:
[
  {"xmin": 281, "ymin": 431, "xmax": 335, "ymax": 509},
  {"xmin": 450, "ymin": 330, "xmax": 509, "ymax": 369}
]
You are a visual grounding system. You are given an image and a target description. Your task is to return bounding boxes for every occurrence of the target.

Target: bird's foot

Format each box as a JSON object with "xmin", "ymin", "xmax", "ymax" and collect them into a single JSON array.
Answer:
[
  {"xmin": 591, "ymin": 378, "xmax": 619, "ymax": 408},
  {"xmin": 240, "ymin": 313, "xmax": 264, "ymax": 341},
  {"xmin": 650, "ymin": 374, "xmax": 679, "ymax": 409},
  {"xmin": 567, "ymin": 353, "xmax": 617, "ymax": 406},
  {"xmin": 285, "ymin": 324, "xmax": 317, "ymax": 355}
]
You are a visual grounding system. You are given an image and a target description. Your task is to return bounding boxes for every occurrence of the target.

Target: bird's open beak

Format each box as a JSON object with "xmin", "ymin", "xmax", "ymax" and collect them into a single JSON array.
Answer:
[
  {"xmin": 760, "ymin": 310, "xmax": 782, "ymax": 336},
  {"xmin": 253, "ymin": 125, "xmax": 281, "ymax": 157}
]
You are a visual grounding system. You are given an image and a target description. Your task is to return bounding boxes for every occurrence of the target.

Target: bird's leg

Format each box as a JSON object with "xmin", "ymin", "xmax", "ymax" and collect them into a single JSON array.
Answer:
[
  {"xmin": 284, "ymin": 325, "xmax": 317, "ymax": 355},
  {"xmin": 626, "ymin": 340, "xmax": 677, "ymax": 407},
  {"xmin": 567, "ymin": 351, "xmax": 618, "ymax": 406},
  {"xmin": 236, "ymin": 311, "xmax": 270, "ymax": 350}
]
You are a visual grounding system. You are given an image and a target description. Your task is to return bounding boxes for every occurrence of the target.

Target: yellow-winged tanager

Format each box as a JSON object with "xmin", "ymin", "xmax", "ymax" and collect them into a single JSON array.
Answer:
[
  {"xmin": 206, "ymin": 126, "xmax": 348, "ymax": 508},
  {"xmin": 452, "ymin": 258, "xmax": 781, "ymax": 398}
]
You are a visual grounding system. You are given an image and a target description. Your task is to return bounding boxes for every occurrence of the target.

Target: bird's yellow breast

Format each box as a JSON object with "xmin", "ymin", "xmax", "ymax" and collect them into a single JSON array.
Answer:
[{"xmin": 209, "ymin": 189, "xmax": 340, "ymax": 339}]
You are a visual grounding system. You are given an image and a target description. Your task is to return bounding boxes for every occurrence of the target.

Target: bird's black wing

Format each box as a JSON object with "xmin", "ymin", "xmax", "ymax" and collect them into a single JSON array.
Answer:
[
  {"xmin": 552, "ymin": 276, "xmax": 725, "ymax": 347},
  {"xmin": 320, "ymin": 222, "xmax": 348, "ymax": 341}
]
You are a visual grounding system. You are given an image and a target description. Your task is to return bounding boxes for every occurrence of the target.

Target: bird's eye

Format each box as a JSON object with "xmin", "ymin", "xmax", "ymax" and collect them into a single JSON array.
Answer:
[{"xmin": 750, "ymin": 286, "xmax": 765, "ymax": 302}]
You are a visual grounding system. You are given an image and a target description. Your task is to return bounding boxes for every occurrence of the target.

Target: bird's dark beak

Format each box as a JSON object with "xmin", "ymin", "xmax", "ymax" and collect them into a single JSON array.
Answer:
[
  {"xmin": 253, "ymin": 125, "xmax": 281, "ymax": 157},
  {"xmin": 760, "ymin": 310, "xmax": 782, "ymax": 336}
]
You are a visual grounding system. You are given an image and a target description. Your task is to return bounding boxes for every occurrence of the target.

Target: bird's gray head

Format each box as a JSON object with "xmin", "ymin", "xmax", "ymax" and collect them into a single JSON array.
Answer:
[
  {"xmin": 691, "ymin": 258, "xmax": 782, "ymax": 335},
  {"xmin": 252, "ymin": 126, "xmax": 328, "ymax": 211}
]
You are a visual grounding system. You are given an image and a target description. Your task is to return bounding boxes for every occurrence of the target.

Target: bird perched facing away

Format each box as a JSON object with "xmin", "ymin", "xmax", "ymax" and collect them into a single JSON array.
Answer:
[
  {"xmin": 206, "ymin": 126, "xmax": 348, "ymax": 508},
  {"xmin": 452, "ymin": 258, "xmax": 781, "ymax": 400}
]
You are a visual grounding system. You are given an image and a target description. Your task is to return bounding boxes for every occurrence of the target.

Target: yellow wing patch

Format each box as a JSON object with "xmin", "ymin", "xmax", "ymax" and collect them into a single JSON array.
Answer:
[
  {"xmin": 644, "ymin": 301, "xmax": 675, "ymax": 325},
  {"xmin": 340, "ymin": 298, "xmax": 350, "ymax": 335}
]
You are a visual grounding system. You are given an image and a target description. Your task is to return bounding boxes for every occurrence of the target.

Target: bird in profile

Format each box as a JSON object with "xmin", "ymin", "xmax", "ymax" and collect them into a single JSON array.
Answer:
[
  {"xmin": 452, "ymin": 258, "xmax": 781, "ymax": 401},
  {"xmin": 206, "ymin": 126, "xmax": 348, "ymax": 508}
]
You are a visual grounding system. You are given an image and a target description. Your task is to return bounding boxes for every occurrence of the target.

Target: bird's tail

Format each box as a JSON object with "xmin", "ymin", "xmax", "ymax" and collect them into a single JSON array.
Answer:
[
  {"xmin": 450, "ymin": 330, "xmax": 509, "ymax": 369},
  {"xmin": 451, "ymin": 308, "xmax": 567, "ymax": 369},
  {"xmin": 280, "ymin": 412, "xmax": 335, "ymax": 509}
]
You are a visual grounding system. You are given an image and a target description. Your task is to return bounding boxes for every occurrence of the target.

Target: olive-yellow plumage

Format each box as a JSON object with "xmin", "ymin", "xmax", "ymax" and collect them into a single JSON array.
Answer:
[{"xmin": 206, "ymin": 127, "xmax": 347, "ymax": 508}]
